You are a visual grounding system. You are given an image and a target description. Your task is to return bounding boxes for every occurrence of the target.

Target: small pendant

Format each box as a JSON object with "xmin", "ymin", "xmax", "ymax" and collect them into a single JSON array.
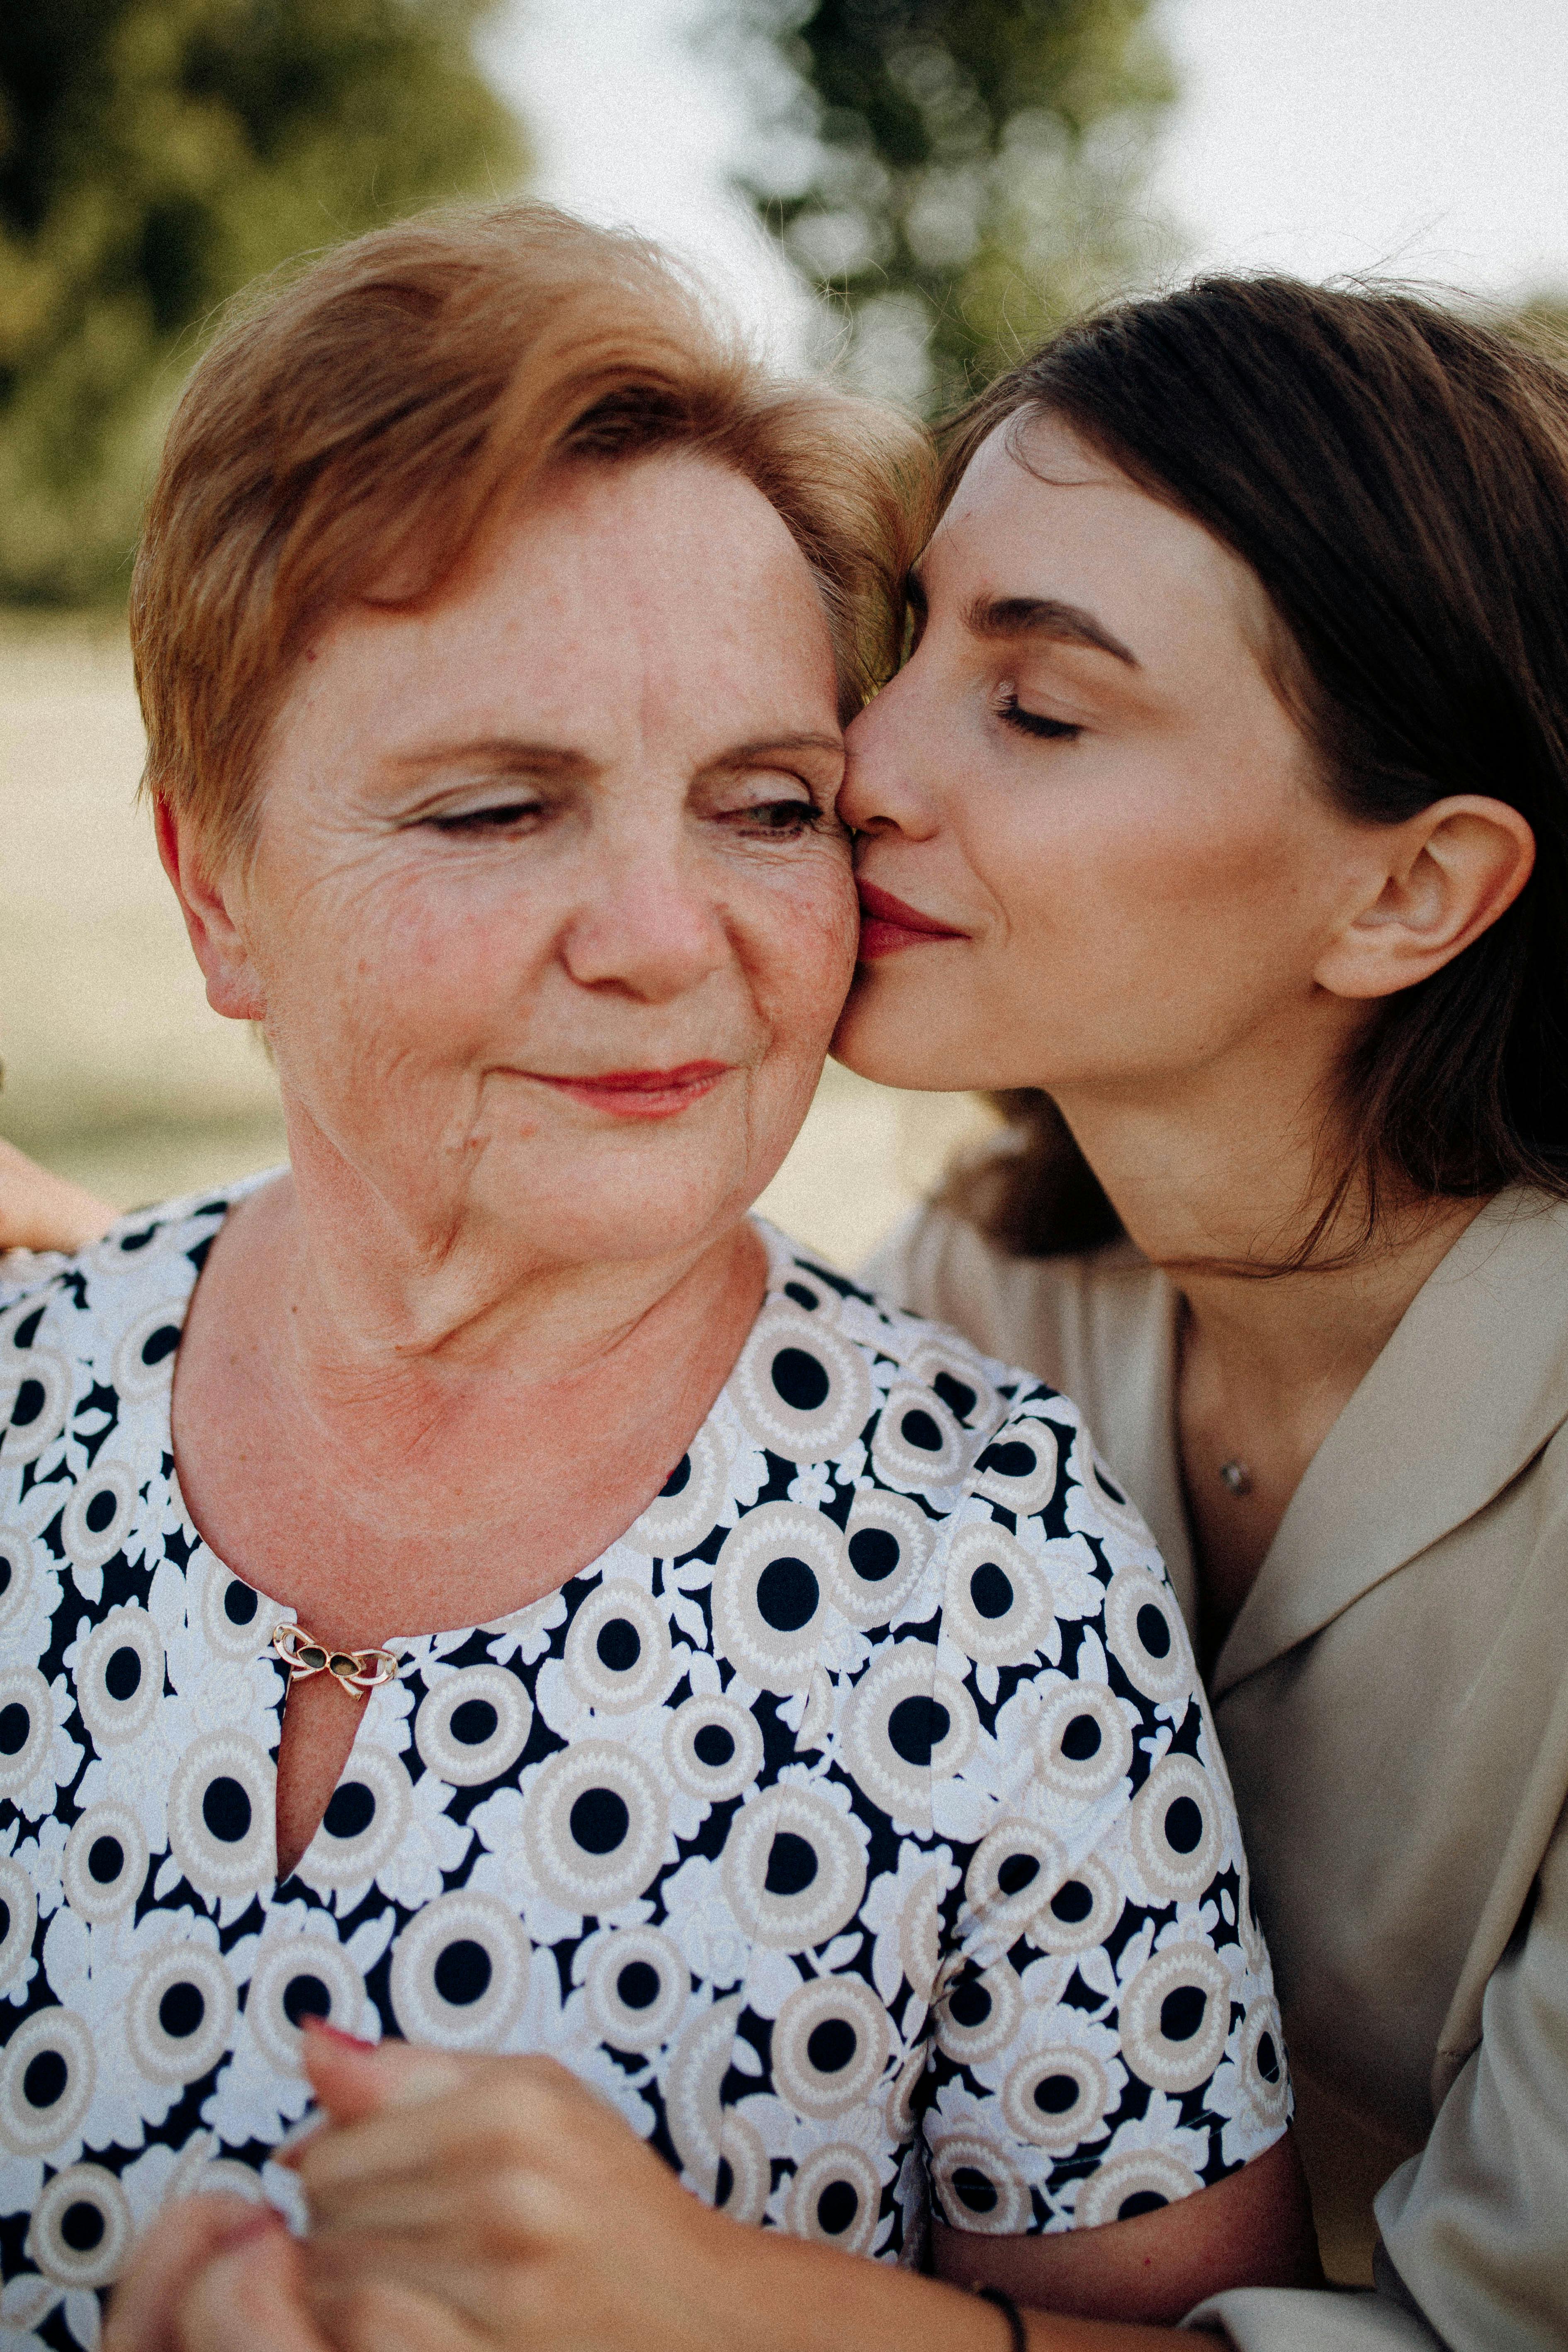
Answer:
[
  {"xmin": 272, "ymin": 1622, "xmax": 401, "ymax": 1695},
  {"xmin": 1218, "ymin": 1460, "xmax": 1254, "ymax": 1499}
]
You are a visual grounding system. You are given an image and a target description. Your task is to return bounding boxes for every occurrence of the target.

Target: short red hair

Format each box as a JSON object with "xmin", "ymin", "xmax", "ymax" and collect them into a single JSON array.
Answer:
[{"xmin": 132, "ymin": 200, "xmax": 929, "ymax": 861}]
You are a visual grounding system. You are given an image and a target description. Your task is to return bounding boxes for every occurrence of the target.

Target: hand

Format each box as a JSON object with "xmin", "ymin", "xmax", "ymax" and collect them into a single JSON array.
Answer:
[
  {"xmin": 104, "ymin": 2193, "xmax": 319, "ymax": 2352},
  {"xmin": 103, "ymin": 2182, "xmax": 467, "ymax": 2352},
  {"xmin": 0, "ymin": 1138, "xmax": 114, "ymax": 1253},
  {"xmin": 290, "ymin": 2027, "xmax": 746, "ymax": 2352}
]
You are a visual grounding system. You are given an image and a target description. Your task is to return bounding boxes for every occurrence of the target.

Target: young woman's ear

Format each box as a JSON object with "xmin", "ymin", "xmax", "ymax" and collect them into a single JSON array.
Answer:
[
  {"xmin": 1315, "ymin": 795, "xmax": 1536, "ymax": 1002},
  {"xmin": 153, "ymin": 796, "xmax": 267, "ymax": 1023}
]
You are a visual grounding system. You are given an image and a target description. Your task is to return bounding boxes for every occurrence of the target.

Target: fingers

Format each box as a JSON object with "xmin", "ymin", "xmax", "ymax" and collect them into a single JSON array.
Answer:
[
  {"xmin": 297, "ymin": 2025, "xmax": 467, "ymax": 2132},
  {"xmin": 306, "ymin": 2277, "xmax": 492, "ymax": 2352},
  {"xmin": 175, "ymin": 2226, "xmax": 330, "ymax": 2352},
  {"xmin": 105, "ymin": 2195, "xmax": 278, "ymax": 2352}
]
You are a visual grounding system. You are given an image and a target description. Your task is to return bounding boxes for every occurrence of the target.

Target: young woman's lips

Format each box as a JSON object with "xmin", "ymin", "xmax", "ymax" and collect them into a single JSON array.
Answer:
[
  {"xmin": 856, "ymin": 880, "xmax": 967, "ymax": 960},
  {"xmin": 528, "ymin": 1062, "xmax": 731, "ymax": 1120}
]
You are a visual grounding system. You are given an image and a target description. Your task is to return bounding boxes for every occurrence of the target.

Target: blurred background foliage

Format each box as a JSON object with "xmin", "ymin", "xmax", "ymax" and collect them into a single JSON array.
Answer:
[
  {"xmin": 0, "ymin": 0, "xmax": 524, "ymax": 606},
  {"xmin": 730, "ymin": 0, "xmax": 1179, "ymax": 411}
]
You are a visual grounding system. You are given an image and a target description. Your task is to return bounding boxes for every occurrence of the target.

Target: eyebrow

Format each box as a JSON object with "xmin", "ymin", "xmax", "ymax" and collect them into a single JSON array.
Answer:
[
  {"xmin": 388, "ymin": 731, "xmax": 844, "ymax": 777},
  {"xmin": 960, "ymin": 593, "xmax": 1139, "ymax": 668},
  {"xmin": 707, "ymin": 732, "xmax": 844, "ymax": 769}
]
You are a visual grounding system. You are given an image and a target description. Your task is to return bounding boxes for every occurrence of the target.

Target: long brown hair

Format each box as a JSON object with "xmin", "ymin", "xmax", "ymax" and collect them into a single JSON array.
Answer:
[{"xmin": 938, "ymin": 277, "xmax": 1568, "ymax": 1262}]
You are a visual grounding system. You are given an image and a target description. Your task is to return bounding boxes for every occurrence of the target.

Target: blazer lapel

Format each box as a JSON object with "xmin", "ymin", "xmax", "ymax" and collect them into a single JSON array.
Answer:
[{"xmin": 1212, "ymin": 1189, "xmax": 1568, "ymax": 1698}]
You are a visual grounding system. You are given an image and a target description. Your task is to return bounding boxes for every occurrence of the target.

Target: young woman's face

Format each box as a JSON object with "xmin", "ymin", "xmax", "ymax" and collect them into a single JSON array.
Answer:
[{"xmin": 834, "ymin": 415, "xmax": 1385, "ymax": 1099}]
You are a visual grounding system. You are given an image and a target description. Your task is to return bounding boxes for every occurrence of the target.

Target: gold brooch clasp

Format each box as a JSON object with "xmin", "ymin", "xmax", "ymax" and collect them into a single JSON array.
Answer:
[{"xmin": 272, "ymin": 1621, "xmax": 401, "ymax": 1695}]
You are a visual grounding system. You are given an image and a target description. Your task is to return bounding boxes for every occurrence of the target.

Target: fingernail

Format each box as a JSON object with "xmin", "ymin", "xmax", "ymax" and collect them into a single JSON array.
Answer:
[{"xmin": 302, "ymin": 2019, "xmax": 377, "ymax": 2052}]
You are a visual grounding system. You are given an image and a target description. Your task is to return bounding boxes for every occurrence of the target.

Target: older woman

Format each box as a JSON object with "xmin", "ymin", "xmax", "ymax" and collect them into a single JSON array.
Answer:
[
  {"xmin": 843, "ymin": 280, "xmax": 1568, "ymax": 2350},
  {"xmin": 0, "ymin": 208, "xmax": 1309, "ymax": 2352}
]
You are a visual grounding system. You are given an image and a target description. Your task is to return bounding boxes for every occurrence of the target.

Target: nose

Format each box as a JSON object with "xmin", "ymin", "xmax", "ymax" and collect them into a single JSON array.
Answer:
[
  {"xmin": 559, "ymin": 826, "xmax": 730, "ymax": 1004},
  {"xmin": 839, "ymin": 662, "xmax": 943, "ymax": 843}
]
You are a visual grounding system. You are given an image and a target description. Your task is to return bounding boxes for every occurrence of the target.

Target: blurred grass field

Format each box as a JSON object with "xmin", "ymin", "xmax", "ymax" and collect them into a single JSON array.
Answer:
[{"xmin": 0, "ymin": 622, "xmax": 992, "ymax": 1268}]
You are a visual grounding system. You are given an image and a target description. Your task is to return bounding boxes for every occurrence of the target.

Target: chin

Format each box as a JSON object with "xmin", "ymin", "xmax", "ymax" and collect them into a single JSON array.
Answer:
[{"xmin": 831, "ymin": 980, "xmax": 967, "ymax": 1093}]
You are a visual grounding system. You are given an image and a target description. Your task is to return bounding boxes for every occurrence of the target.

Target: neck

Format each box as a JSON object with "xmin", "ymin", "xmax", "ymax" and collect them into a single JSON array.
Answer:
[
  {"xmin": 191, "ymin": 1139, "xmax": 767, "ymax": 1535},
  {"xmin": 1053, "ymin": 1065, "xmax": 1484, "ymax": 1405}
]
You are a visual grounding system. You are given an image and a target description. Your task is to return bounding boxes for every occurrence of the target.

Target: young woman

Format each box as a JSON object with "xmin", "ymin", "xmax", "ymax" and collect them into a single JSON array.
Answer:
[{"xmin": 842, "ymin": 279, "xmax": 1568, "ymax": 2350}]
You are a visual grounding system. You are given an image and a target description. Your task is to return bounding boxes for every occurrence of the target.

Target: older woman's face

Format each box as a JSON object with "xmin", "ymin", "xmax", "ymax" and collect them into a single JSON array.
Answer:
[{"xmin": 232, "ymin": 453, "xmax": 854, "ymax": 1266}]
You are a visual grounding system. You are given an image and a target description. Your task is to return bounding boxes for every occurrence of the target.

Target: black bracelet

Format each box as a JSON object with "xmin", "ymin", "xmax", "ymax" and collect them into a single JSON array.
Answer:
[{"xmin": 976, "ymin": 2285, "xmax": 1028, "ymax": 2352}]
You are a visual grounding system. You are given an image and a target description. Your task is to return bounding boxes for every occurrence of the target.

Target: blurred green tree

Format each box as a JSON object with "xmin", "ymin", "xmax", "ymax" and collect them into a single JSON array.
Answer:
[
  {"xmin": 0, "ymin": 0, "xmax": 524, "ymax": 606},
  {"xmin": 731, "ymin": 0, "xmax": 1177, "ymax": 411}
]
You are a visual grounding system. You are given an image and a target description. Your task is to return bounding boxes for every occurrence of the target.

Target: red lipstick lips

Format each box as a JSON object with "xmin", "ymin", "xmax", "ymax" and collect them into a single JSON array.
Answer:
[
  {"xmin": 856, "ymin": 879, "xmax": 966, "ymax": 960},
  {"xmin": 528, "ymin": 1062, "xmax": 729, "ymax": 1119}
]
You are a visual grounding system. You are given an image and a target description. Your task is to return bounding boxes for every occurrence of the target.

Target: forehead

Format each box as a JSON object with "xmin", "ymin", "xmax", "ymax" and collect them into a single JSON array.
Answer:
[
  {"xmin": 291, "ymin": 451, "xmax": 841, "ymax": 743},
  {"xmin": 931, "ymin": 415, "xmax": 1273, "ymax": 672}
]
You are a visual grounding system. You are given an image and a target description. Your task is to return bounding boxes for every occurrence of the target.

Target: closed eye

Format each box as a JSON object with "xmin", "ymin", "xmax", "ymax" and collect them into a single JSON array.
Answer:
[
  {"xmin": 731, "ymin": 799, "xmax": 825, "ymax": 837},
  {"xmin": 428, "ymin": 800, "xmax": 544, "ymax": 832},
  {"xmin": 996, "ymin": 691, "xmax": 1081, "ymax": 744}
]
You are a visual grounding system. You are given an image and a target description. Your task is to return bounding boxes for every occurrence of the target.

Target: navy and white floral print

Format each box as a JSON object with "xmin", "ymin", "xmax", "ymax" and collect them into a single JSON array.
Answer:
[{"xmin": 0, "ymin": 1185, "xmax": 1289, "ymax": 2348}]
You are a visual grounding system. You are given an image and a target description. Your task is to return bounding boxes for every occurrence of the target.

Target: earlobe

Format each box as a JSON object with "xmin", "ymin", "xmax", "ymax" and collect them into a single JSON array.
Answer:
[
  {"xmin": 1316, "ymin": 795, "xmax": 1536, "ymax": 1002},
  {"xmin": 153, "ymin": 796, "xmax": 267, "ymax": 1024}
]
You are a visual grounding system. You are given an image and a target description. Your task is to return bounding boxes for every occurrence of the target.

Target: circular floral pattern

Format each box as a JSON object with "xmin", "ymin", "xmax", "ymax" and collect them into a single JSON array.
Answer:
[
  {"xmin": 61, "ymin": 1802, "xmax": 148, "ymax": 1925},
  {"xmin": 771, "ymin": 1973, "xmax": 890, "ymax": 2119},
  {"xmin": 1128, "ymin": 1756, "xmax": 1223, "ymax": 1905},
  {"xmin": 0, "ymin": 1344, "xmax": 71, "ymax": 1468},
  {"xmin": 581, "ymin": 1926, "xmax": 688, "ymax": 2052},
  {"xmin": 248, "ymin": 1933, "xmax": 370, "ymax": 2070},
  {"xmin": 27, "ymin": 2165, "xmax": 133, "ymax": 2291},
  {"xmin": 1031, "ymin": 1853, "xmax": 1123, "ymax": 1958},
  {"xmin": 60, "ymin": 1459, "xmax": 139, "ymax": 1569},
  {"xmin": 1104, "ymin": 1568, "xmax": 1191, "ymax": 1704},
  {"xmin": 126, "ymin": 1942, "xmax": 238, "ymax": 2089},
  {"xmin": 296, "ymin": 1743, "xmax": 409, "ymax": 1895},
  {"xmin": 972, "ymin": 1421, "xmax": 1059, "ymax": 1515},
  {"xmin": 935, "ymin": 1961, "xmax": 1022, "ymax": 2066},
  {"xmin": 1002, "ymin": 2046, "xmax": 1113, "ymax": 2155},
  {"xmin": 1036, "ymin": 1681, "xmax": 1134, "ymax": 1804},
  {"xmin": 826, "ymin": 1488, "xmax": 933, "ymax": 1628},
  {"xmin": 199, "ymin": 1562, "xmax": 276, "ymax": 1662},
  {"xmin": 663, "ymin": 1693, "xmax": 763, "ymax": 1802},
  {"xmin": 712, "ymin": 1503, "xmax": 841, "ymax": 1695},
  {"xmin": 0, "ymin": 1523, "xmax": 39, "ymax": 1637},
  {"xmin": 841, "ymin": 1644, "xmax": 977, "ymax": 1828},
  {"xmin": 630, "ymin": 1422, "xmax": 728, "ymax": 1556},
  {"xmin": 0, "ymin": 1855, "xmax": 38, "ymax": 1996},
  {"xmin": 872, "ymin": 1382, "xmax": 970, "ymax": 1490},
  {"xmin": 942, "ymin": 1522, "xmax": 1050, "ymax": 1668},
  {"xmin": 167, "ymin": 1732, "xmax": 276, "ymax": 1903},
  {"xmin": 929, "ymin": 2133, "xmax": 1032, "ymax": 2235},
  {"xmin": 74, "ymin": 1609, "xmax": 163, "ymax": 1748},
  {"xmin": 522, "ymin": 1738, "xmax": 670, "ymax": 1914},
  {"xmin": 732, "ymin": 1301, "xmax": 872, "ymax": 1462},
  {"xmin": 1075, "ymin": 2146, "xmax": 1201, "ymax": 2230},
  {"xmin": 0, "ymin": 2007, "xmax": 95, "ymax": 2158},
  {"xmin": 565, "ymin": 1582, "xmax": 673, "ymax": 1716},
  {"xmin": 0, "ymin": 1195, "xmax": 1286, "ymax": 2336},
  {"xmin": 784, "ymin": 2141, "xmax": 884, "ymax": 2255},
  {"xmin": 720, "ymin": 1783, "xmax": 867, "ymax": 1953},
  {"xmin": 0, "ymin": 1664, "xmax": 55, "ymax": 1801},
  {"xmin": 1118, "ymin": 1941, "xmax": 1234, "ymax": 2093},
  {"xmin": 416, "ymin": 1666, "xmax": 533, "ymax": 1786},
  {"xmin": 389, "ymin": 1891, "xmax": 531, "ymax": 2050}
]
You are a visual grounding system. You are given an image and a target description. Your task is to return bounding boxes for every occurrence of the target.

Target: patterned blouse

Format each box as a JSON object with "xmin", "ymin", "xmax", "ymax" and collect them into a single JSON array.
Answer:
[{"xmin": 0, "ymin": 1187, "xmax": 1289, "ymax": 2349}]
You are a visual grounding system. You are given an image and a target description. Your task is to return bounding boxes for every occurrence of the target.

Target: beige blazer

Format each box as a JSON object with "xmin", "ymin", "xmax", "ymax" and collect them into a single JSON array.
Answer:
[{"xmin": 867, "ymin": 1187, "xmax": 1568, "ymax": 2352}]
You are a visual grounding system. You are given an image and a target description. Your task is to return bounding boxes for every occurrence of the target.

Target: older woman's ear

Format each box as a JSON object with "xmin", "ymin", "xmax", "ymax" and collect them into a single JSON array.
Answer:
[
  {"xmin": 1314, "ymin": 793, "xmax": 1536, "ymax": 1003},
  {"xmin": 153, "ymin": 795, "xmax": 267, "ymax": 1024}
]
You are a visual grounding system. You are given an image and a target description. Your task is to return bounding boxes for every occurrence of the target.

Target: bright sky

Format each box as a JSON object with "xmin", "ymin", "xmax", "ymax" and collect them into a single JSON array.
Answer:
[{"xmin": 479, "ymin": 0, "xmax": 1568, "ymax": 363}]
